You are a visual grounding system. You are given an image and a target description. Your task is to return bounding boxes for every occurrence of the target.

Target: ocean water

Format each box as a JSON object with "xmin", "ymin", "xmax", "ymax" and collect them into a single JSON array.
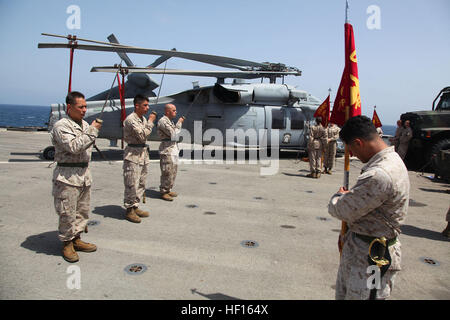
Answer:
[
  {"xmin": 0, "ymin": 104, "xmax": 51, "ymax": 128},
  {"xmin": 381, "ymin": 125, "xmax": 396, "ymax": 136}
]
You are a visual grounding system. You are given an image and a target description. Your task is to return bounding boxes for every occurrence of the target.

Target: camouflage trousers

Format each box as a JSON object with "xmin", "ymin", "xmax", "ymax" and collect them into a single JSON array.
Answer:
[
  {"xmin": 160, "ymin": 153, "xmax": 178, "ymax": 194},
  {"xmin": 123, "ymin": 160, "xmax": 148, "ymax": 209},
  {"xmin": 324, "ymin": 141, "xmax": 337, "ymax": 170},
  {"xmin": 397, "ymin": 143, "xmax": 409, "ymax": 160},
  {"xmin": 336, "ymin": 232, "xmax": 400, "ymax": 300},
  {"xmin": 53, "ymin": 181, "xmax": 90, "ymax": 242},
  {"xmin": 308, "ymin": 148, "xmax": 322, "ymax": 172}
]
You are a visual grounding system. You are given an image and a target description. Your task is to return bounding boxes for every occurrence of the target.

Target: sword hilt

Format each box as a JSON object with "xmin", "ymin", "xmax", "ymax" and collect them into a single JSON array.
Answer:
[{"xmin": 368, "ymin": 237, "xmax": 389, "ymax": 268}]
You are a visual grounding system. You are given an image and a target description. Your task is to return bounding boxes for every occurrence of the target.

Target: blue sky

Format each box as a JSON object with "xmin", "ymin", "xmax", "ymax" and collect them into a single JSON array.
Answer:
[{"xmin": 0, "ymin": 0, "xmax": 449, "ymax": 125}]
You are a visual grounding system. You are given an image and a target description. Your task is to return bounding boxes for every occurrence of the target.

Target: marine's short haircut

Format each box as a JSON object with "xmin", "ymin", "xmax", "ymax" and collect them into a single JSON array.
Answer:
[
  {"xmin": 165, "ymin": 103, "xmax": 175, "ymax": 112},
  {"xmin": 339, "ymin": 115, "xmax": 378, "ymax": 144},
  {"xmin": 315, "ymin": 117, "xmax": 322, "ymax": 124},
  {"xmin": 66, "ymin": 91, "xmax": 85, "ymax": 105},
  {"xmin": 134, "ymin": 94, "xmax": 149, "ymax": 106}
]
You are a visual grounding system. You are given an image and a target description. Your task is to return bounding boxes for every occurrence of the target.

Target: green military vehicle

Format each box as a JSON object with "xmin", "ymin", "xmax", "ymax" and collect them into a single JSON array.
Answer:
[{"xmin": 400, "ymin": 86, "xmax": 450, "ymax": 180}]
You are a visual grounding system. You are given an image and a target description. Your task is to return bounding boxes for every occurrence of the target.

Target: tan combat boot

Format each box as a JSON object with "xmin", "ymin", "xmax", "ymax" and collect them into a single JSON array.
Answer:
[
  {"xmin": 327, "ymin": 169, "xmax": 332, "ymax": 175},
  {"xmin": 73, "ymin": 235, "xmax": 97, "ymax": 252},
  {"xmin": 135, "ymin": 208, "xmax": 149, "ymax": 218},
  {"xmin": 316, "ymin": 170, "xmax": 321, "ymax": 178},
  {"xmin": 63, "ymin": 241, "xmax": 79, "ymax": 263},
  {"xmin": 306, "ymin": 172, "xmax": 315, "ymax": 178},
  {"xmin": 161, "ymin": 193, "xmax": 173, "ymax": 201},
  {"xmin": 168, "ymin": 191, "xmax": 178, "ymax": 197},
  {"xmin": 125, "ymin": 207, "xmax": 141, "ymax": 223}
]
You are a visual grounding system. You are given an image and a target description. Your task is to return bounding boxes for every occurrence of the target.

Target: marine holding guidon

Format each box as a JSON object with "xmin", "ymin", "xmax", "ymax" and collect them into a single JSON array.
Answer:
[{"xmin": 328, "ymin": 115, "xmax": 410, "ymax": 300}]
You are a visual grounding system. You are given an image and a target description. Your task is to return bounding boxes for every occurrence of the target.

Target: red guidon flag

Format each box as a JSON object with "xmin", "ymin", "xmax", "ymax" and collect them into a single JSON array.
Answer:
[
  {"xmin": 313, "ymin": 94, "xmax": 330, "ymax": 127},
  {"xmin": 372, "ymin": 107, "xmax": 382, "ymax": 128},
  {"xmin": 330, "ymin": 22, "xmax": 362, "ymax": 126}
]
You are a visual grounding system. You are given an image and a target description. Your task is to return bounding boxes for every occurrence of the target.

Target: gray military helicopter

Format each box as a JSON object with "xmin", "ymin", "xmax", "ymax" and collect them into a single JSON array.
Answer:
[{"xmin": 38, "ymin": 34, "xmax": 322, "ymax": 160}]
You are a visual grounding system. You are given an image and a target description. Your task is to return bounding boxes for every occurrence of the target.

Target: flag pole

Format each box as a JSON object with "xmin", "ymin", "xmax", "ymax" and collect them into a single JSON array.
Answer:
[
  {"xmin": 339, "ymin": 106, "xmax": 350, "ymax": 257},
  {"xmin": 343, "ymin": 105, "xmax": 350, "ymax": 190},
  {"xmin": 345, "ymin": 0, "xmax": 349, "ymax": 23},
  {"xmin": 339, "ymin": 0, "xmax": 350, "ymax": 257}
]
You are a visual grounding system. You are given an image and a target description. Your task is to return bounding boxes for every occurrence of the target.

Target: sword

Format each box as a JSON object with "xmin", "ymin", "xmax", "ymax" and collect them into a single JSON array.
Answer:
[{"xmin": 368, "ymin": 236, "xmax": 391, "ymax": 300}]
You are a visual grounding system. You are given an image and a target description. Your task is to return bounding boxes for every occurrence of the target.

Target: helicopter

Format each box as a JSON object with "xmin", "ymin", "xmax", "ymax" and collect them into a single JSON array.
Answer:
[{"xmin": 38, "ymin": 33, "xmax": 322, "ymax": 160}]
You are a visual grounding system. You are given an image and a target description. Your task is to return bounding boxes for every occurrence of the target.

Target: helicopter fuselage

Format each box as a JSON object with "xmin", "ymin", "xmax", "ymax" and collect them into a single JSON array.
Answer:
[{"xmin": 48, "ymin": 82, "xmax": 321, "ymax": 150}]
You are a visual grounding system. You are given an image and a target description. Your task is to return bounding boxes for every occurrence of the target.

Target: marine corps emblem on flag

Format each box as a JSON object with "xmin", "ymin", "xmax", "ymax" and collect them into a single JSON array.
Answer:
[{"xmin": 330, "ymin": 22, "xmax": 362, "ymax": 126}]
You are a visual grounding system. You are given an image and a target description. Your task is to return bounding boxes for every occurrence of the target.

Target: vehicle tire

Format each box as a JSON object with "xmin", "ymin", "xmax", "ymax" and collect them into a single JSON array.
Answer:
[
  {"xmin": 429, "ymin": 138, "xmax": 450, "ymax": 179},
  {"xmin": 43, "ymin": 146, "xmax": 55, "ymax": 160}
]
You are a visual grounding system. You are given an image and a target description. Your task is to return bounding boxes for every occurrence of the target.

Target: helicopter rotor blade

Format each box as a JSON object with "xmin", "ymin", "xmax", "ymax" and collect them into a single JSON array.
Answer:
[
  {"xmin": 41, "ymin": 32, "xmax": 132, "ymax": 47},
  {"xmin": 147, "ymin": 48, "xmax": 176, "ymax": 68},
  {"xmin": 91, "ymin": 66, "xmax": 301, "ymax": 79},
  {"xmin": 107, "ymin": 34, "xmax": 134, "ymax": 67},
  {"xmin": 107, "ymin": 33, "xmax": 175, "ymax": 69},
  {"xmin": 107, "ymin": 34, "xmax": 161, "ymax": 90},
  {"xmin": 38, "ymin": 42, "xmax": 267, "ymax": 70}
]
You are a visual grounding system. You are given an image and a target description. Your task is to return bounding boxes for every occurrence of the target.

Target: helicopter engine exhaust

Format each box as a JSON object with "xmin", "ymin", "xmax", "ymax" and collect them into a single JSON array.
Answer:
[
  {"xmin": 252, "ymin": 85, "xmax": 290, "ymax": 103},
  {"xmin": 215, "ymin": 83, "xmax": 298, "ymax": 105}
]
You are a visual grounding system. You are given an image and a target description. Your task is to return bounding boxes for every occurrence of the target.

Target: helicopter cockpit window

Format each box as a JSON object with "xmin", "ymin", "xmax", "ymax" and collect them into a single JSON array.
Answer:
[
  {"xmin": 290, "ymin": 109, "xmax": 305, "ymax": 130},
  {"xmin": 271, "ymin": 109, "xmax": 286, "ymax": 129}
]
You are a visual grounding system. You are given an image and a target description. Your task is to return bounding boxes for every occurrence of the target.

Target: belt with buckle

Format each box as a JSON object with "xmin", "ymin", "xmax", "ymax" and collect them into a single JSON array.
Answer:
[
  {"xmin": 57, "ymin": 162, "xmax": 88, "ymax": 168},
  {"xmin": 353, "ymin": 232, "xmax": 397, "ymax": 247},
  {"xmin": 127, "ymin": 143, "xmax": 148, "ymax": 148}
]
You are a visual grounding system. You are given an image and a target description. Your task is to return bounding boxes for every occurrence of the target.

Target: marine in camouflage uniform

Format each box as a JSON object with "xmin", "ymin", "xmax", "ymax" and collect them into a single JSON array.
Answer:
[
  {"xmin": 158, "ymin": 103, "xmax": 184, "ymax": 201},
  {"xmin": 328, "ymin": 116, "xmax": 410, "ymax": 300},
  {"xmin": 324, "ymin": 122, "xmax": 340, "ymax": 174},
  {"xmin": 51, "ymin": 91, "xmax": 101, "ymax": 263},
  {"xmin": 397, "ymin": 120, "xmax": 413, "ymax": 160},
  {"xmin": 389, "ymin": 120, "xmax": 403, "ymax": 152},
  {"xmin": 122, "ymin": 94, "xmax": 156, "ymax": 223},
  {"xmin": 307, "ymin": 117, "xmax": 326, "ymax": 178}
]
